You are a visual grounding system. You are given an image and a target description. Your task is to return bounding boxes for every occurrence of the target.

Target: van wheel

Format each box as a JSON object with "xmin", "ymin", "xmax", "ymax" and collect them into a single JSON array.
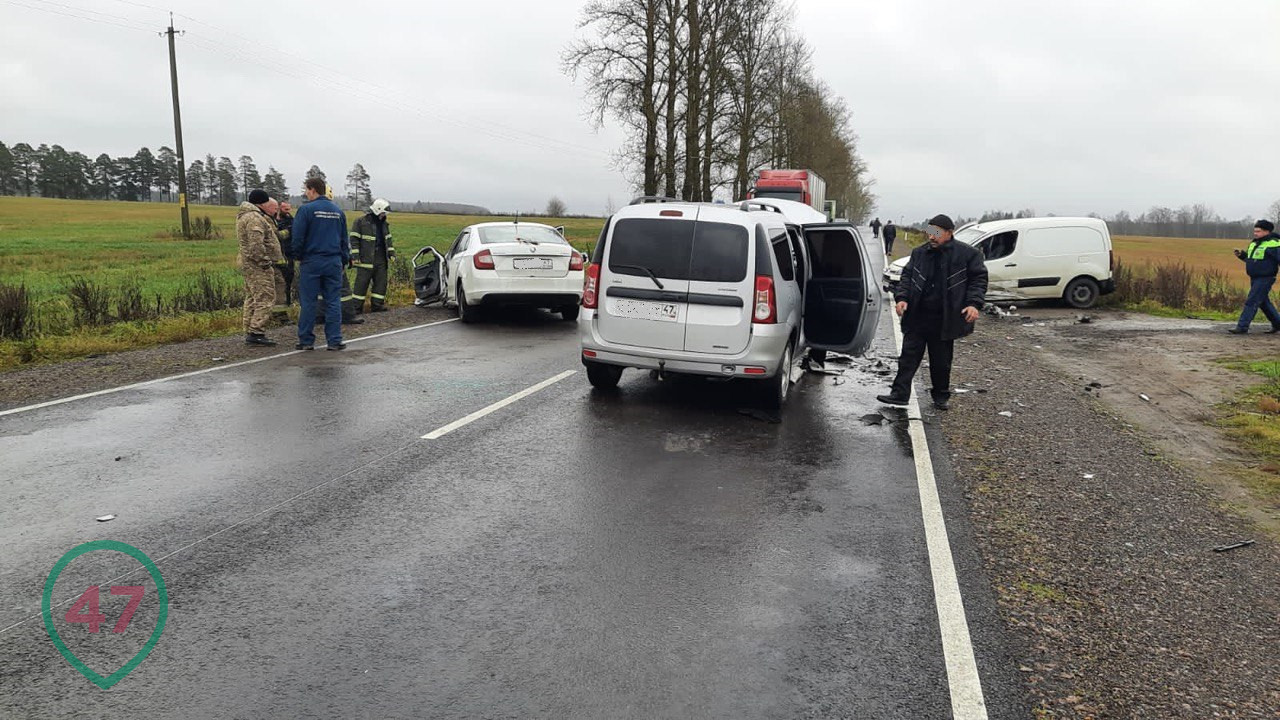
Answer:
[
  {"xmin": 559, "ymin": 305, "xmax": 580, "ymax": 322},
  {"xmin": 1064, "ymin": 277, "xmax": 1100, "ymax": 309},
  {"xmin": 457, "ymin": 282, "xmax": 479, "ymax": 323},
  {"xmin": 585, "ymin": 361, "xmax": 623, "ymax": 390},
  {"xmin": 759, "ymin": 345, "xmax": 793, "ymax": 412}
]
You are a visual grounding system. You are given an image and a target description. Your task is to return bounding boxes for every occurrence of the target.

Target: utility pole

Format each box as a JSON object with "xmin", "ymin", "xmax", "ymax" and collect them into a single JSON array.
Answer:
[{"xmin": 166, "ymin": 15, "xmax": 190, "ymax": 239}]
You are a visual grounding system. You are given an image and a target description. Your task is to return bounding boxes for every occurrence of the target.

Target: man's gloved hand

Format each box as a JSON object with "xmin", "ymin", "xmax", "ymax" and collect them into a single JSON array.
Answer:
[{"xmin": 1234, "ymin": 248, "xmax": 1246, "ymax": 259}]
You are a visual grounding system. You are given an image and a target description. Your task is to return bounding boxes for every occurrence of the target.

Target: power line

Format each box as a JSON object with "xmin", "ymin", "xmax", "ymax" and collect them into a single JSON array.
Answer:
[{"xmin": 2, "ymin": 0, "xmax": 153, "ymax": 33}]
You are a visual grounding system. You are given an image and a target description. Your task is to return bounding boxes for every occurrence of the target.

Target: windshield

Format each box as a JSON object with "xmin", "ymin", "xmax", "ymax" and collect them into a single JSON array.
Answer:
[
  {"xmin": 954, "ymin": 227, "xmax": 984, "ymax": 245},
  {"xmin": 477, "ymin": 225, "xmax": 568, "ymax": 245},
  {"xmin": 752, "ymin": 189, "xmax": 803, "ymax": 202},
  {"xmin": 608, "ymin": 218, "xmax": 748, "ymax": 282}
]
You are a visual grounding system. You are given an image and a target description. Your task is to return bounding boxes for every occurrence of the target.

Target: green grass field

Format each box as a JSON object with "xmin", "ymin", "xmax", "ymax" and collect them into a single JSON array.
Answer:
[{"xmin": 0, "ymin": 196, "xmax": 605, "ymax": 300}]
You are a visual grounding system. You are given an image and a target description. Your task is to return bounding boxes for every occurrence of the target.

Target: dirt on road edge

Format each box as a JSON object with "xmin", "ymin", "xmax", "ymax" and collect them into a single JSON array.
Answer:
[{"xmin": 934, "ymin": 308, "xmax": 1280, "ymax": 718}]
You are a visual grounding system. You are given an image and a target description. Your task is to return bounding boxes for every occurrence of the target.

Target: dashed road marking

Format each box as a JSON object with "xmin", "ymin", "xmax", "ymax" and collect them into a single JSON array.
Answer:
[{"xmin": 422, "ymin": 370, "xmax": 577, "ymax": 440}]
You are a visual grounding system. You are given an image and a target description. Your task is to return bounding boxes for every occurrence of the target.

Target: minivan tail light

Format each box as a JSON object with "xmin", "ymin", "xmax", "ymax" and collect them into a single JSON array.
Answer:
[
  {"xmin": 753, "ymin": 275, "xmax": 776, "ymax": 323},
  {"xmin": 659, "ymin": 210, "xmax": 684, "ymax": 217},
  {"xmin": 570, "ymin": 252, "xmax": 585, "ymax": 271},
  {"xmin": 474, "ymin": 249, "xmax": 495, "ymax": 270},
  {"xmin": 582, "ymin": 263, "xmax": 600, "ymax": 308}
]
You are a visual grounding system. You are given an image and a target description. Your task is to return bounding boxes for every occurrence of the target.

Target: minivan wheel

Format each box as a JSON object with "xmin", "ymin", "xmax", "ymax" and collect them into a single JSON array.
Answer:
[
  {"xmin": 585, "ymin": 361, "xmax": 623, "ymax": 390},
  {"xmin": 559, "ymin": 305, "xmax": 580, "ymax": 322},
  {"xmin": 457, "ymin": 282, "xmax": 479, "ymax": 323},
  {"xmin": 759, "ymin": 345, "xmax": 793, "ymax": 412},
  {"xmin": 1064, "ymin": 277, "xmax": 1100, "ymax": 309}
]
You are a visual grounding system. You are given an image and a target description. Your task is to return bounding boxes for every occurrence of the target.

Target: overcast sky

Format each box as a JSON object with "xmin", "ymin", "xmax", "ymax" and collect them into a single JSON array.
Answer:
[{"xmin": 2, "ymin": 0, "xmax": 1277, "ymax": 222}]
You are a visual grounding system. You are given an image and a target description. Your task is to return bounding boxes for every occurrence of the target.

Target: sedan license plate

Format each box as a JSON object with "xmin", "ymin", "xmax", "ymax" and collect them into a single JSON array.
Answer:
[
  {"xmin": 613, "ymin": 298, "xmax": 679, "ymax": 323},
  {"xmin": 513, "ymin": 257, "xmax": 554, "ymax": 270}
]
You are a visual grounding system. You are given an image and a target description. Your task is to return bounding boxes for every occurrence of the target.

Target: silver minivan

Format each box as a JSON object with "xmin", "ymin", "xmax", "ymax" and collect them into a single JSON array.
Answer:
[{"xmin": 578, "ymin": 197, "xmax": 882, "ymax": 409}]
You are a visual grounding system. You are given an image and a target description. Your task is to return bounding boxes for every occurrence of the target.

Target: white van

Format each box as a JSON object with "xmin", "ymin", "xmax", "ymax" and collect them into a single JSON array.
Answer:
[
  {"xmin": 579, "ymin": 197, "xmax": 882, "ymax": 409},
  {"xmin": 884, "ymin": 217, "xmax": 1115, "ymax": 308}
]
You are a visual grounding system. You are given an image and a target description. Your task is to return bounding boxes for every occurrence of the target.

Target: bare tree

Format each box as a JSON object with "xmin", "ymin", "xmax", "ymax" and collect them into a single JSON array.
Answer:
[
  {"xmin": 546, "ymin": 196, "xmax": 568, "ymax": 216},
  {"xmin": 563, "ymin": 0, "xmax": 663, "ymax": 196}
]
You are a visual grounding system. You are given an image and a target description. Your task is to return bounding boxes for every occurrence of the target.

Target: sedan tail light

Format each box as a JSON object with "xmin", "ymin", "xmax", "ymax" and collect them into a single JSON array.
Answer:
[
  {"xmin": 582, "ymin": 263, "xmax": 600, "ymax": 309},
  {"xmin": 473, "ymin": 249, "xmax": 495, "ymax": 270},
  {"xmin": 752, "ymin": 275, "xmax": 776, "ymax": 323},
  {"xmin": 570, "ymin": 252, "xmax": 585, "ymax": 271}
]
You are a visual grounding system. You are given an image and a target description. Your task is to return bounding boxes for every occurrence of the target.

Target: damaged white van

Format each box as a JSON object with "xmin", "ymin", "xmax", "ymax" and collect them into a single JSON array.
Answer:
[
  {"xmin": 578, "ymin": 197, "xmax": 883, "ymax": 409},
  {"xmin": 884, "ymin": 217, "xmax": 1116, "ymax": 308}
]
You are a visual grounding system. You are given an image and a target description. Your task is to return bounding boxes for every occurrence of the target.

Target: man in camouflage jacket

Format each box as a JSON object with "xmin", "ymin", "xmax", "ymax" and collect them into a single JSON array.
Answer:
[{"xmin": 237, "ymin": 189, "xmax": 285, "ymax": 346}]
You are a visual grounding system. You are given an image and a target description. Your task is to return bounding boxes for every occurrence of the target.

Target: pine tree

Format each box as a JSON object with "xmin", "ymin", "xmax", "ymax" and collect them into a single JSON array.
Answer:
[
  {"xmin": 186, "ymin": 159, "xmax": 205, "ymax": 204},
  {"xmin": 0, "ymin": 141, "xmax": 14, "ymax": 196},
  {"xmin": 345, "ymin": 163, "xmax": 371, "ymax": 208},
  {"xmin": 11, "ymin": 143, "xmax": 36, "ymax": 196},
  {"xmin": 216, "ymin": 157, "xmax": 238, "ymax": 205},
  {"xmin": 262, "ymin": 166, "xmax": 288, "ymax": 200},
  {"xmin": 204, "ymin": 153, "xmax": 218, "ymax": 204},
  {"xmin": 132, "ymin": 147, "xmax": 156, "ymax": 201},
  {"xmin": 304, "ymin": 164, "xmax": 326, "ymax": 193},
  {"xmin": 155, "ymin": 147, "xmax": 177, "ymax": 202},
  {"xmin": 238, "ymin": 155, "xmax": 261, "ymax": 196},
  {"xmin": 93, "ymin": 154, "xmax": 116, "ymax": 200}
]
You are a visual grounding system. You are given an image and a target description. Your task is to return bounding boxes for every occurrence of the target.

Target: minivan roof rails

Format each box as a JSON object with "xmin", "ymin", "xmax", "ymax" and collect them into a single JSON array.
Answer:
[
  {"xmin": 629, "ymin": 196, "xmax": 681, "ymax": 205},
  {"xmin": 737, "ymin": 200, "xmax": 784, "ymax": 214}
]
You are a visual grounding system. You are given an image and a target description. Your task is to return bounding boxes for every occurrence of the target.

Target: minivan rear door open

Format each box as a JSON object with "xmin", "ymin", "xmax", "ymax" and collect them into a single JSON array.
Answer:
[{"xmin": 799, "ymin": 224, "xmax": 882, "ymax": 355}]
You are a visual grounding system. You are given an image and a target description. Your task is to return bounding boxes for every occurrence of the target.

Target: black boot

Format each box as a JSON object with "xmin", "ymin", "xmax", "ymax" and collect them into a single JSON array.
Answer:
[{"xmin": 245, "ymin": 333, "xmax": 277, "ymax": 347}]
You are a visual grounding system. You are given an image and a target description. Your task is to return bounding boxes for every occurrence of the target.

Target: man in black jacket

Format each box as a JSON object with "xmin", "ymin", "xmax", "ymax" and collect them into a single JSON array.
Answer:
[{"xmin": 878, "ymin": 214, "xmax": 988, "ymax": 410}]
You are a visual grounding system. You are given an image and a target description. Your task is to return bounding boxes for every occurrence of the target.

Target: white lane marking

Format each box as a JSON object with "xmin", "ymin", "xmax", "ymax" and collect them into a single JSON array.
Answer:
[
  {"xmin": 422, "ymin": 370, "xmax": 576, "ymax": 440},
  {"xmin": 0, "ymin": 318, "xmax": 459, "ymax": 418},
  {"xmin": 891, "ymin": 317, "xmax": 989, "ymax": 720}
]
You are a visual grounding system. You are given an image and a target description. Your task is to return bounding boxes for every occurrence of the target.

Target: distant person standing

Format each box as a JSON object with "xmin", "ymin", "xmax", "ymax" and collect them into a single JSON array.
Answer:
[
  {"xmin": 878, "ymin": 214, "xmax": 987, "ymax": 410},
  {"xmin": 1228, "ymin": 219, "xmax": 1280, "ymax": 334},
  {"xmin": 349, "ymin": 198, "xmax": 396, "ymax": 313},
  {"xmin": 273, "ymin": 200, "xmax": 295, "ymax": 309},
  {"xmin": 883, "ymin": 220, "xmax": 897, "ymax": 255},
  {"xmin": 870, "ymin": 217, "xmax": 882, "ymax": 239},
  {"xmin": 292, "ymin": 178, "xmax": 351, "ymax": 350},
  {"xmin": 237, "ymin": 189, "xmax": 284, "ymax": 347}
]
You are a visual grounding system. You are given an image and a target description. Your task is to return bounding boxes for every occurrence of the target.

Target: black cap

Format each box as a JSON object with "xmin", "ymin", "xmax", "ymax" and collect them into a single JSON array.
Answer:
[
  {"xmin": 1256, "ymin": 219, "xmax": 1275, "ymax": 233},
  {"xmin": 247, "ymin": 188, "xmax": 270, "ymax": 205},
  {"xmin": 928, "ymin": 214, "xmax": 955, "ymax": 232}
]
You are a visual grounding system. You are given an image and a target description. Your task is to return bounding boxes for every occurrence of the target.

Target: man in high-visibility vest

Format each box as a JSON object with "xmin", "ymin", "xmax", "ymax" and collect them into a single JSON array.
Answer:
[
  {"xmin": 349, "ymin": 198, "xmax": 396, "ymax": 313},
  {"xmin": 1229, "ymin": 219, "xmax": 1280, "ymax": 334}
]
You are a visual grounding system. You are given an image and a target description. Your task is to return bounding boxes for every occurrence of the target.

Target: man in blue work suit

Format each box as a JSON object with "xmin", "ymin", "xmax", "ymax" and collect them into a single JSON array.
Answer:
[{"xmin": 291, "ymin": 177, "xmax": 350, "ymax": 350}]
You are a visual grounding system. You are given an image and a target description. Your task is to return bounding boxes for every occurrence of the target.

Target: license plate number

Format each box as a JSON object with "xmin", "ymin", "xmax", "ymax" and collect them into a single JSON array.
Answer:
[
  {"xmin": 613, "ymin": 298, "xmax": 679, "ymax": 322},
  {"xmin": 513, "ymin": 258, "xmax": 554, "ymax": 270}
]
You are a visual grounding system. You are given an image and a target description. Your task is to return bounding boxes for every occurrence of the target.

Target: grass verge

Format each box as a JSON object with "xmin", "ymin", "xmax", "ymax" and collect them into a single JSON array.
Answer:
[{"xmin": 1216, "ymin": 358, "xmax": 1280, "ymax": 506}]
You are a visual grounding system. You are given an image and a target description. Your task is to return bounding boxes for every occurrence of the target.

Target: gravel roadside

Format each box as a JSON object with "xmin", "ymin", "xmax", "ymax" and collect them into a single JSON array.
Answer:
[
  {"xmin": 0, "ymin": 305, "xmax": 456, "ymax": 411},
  {"xmin": 934, "ymin": 319, "xmax": 1280, "ymax": 718}
]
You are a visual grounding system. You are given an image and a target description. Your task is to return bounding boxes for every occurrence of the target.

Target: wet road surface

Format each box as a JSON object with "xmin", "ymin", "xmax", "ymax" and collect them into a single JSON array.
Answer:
[{"xmin": 1, "ymin": 233, "xmax": 1027, "ymax": 718}]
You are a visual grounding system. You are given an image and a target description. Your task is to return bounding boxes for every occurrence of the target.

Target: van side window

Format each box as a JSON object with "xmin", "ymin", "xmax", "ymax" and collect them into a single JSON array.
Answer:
[
  {"xmin": 769, "ymin": 226, "xmax": 795, "ymax": 281},
  {"xmin": 981, "ymin": 231, "xmax": 1017, "ymax": 261}
]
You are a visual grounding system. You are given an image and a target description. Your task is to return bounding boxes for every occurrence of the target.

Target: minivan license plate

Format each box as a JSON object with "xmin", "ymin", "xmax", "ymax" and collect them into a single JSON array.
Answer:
[
  {"xmin": 613, "ymin": 298, "xmax": 679, "ymax": 322},
  {"xmin": 513, "ymin": 258, "xmax": 554, "ymax": 270}
]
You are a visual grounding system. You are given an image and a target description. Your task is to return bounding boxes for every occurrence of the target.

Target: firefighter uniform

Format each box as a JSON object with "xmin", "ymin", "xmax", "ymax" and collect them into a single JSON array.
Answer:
[
  {"xmin": 236, "ymin": 196, "xmax": 285, "ymax": 343},
  {"xmin": 273, "ymin": 208, "xmax": 295, "ymax": 309},
  {"xmin": 349, "ymin": 199, "xmax": 395, "ymax": 312}
]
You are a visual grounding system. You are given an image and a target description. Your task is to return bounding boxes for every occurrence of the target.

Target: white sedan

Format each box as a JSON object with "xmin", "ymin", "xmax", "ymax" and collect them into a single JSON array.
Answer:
[{"xmin": 436, "ymin": 222, "xmax": 586, "ymax": 323}]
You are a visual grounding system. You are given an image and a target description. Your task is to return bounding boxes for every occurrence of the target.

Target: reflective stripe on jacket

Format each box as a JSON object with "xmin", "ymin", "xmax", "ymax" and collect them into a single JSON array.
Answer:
[
  {"xmin": 350, "ymin": 213, "xmax": 394, "ymax": 268},
  {"xmin": 1242, "ymin": 234, "xmax": 1280, "ymax": 278}
]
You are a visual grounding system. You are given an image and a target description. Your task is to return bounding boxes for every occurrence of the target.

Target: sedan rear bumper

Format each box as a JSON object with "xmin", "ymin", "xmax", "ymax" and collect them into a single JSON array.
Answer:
[{"xmin": 466, "ymin": 273, "xmax": 583, "ymax": 306}]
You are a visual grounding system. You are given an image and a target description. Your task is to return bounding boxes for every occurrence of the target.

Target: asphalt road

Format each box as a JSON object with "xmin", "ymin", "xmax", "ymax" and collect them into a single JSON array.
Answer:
[{"xmin": 0, "ymin": 231, "xmax": 1028, "ymax": 719}]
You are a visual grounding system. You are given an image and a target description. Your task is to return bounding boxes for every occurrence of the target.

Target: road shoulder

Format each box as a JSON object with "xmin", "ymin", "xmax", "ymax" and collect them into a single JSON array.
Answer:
[{"xmin": 934, "ymin": 311, "xmax": 1280, "ymax": 717}]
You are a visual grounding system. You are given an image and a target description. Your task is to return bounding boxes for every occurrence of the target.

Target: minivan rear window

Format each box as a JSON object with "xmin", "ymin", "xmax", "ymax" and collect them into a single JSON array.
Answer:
[{"xmin": 608, "ymin": 218, "xmax": 748, "ymax": 282}]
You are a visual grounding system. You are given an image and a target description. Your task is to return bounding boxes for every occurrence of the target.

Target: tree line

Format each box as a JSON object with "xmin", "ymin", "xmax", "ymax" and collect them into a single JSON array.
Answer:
[
  {"xmin": 562, "ymin": 0, "xmax": 875, "ymax": 220},
  {"xmin": 0, "ymin": 141, "xmax": 378, "ymax": 208},
  {"xmin": 960, "ymin": 203, "xmax": 1277, "ymax": 239}
]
